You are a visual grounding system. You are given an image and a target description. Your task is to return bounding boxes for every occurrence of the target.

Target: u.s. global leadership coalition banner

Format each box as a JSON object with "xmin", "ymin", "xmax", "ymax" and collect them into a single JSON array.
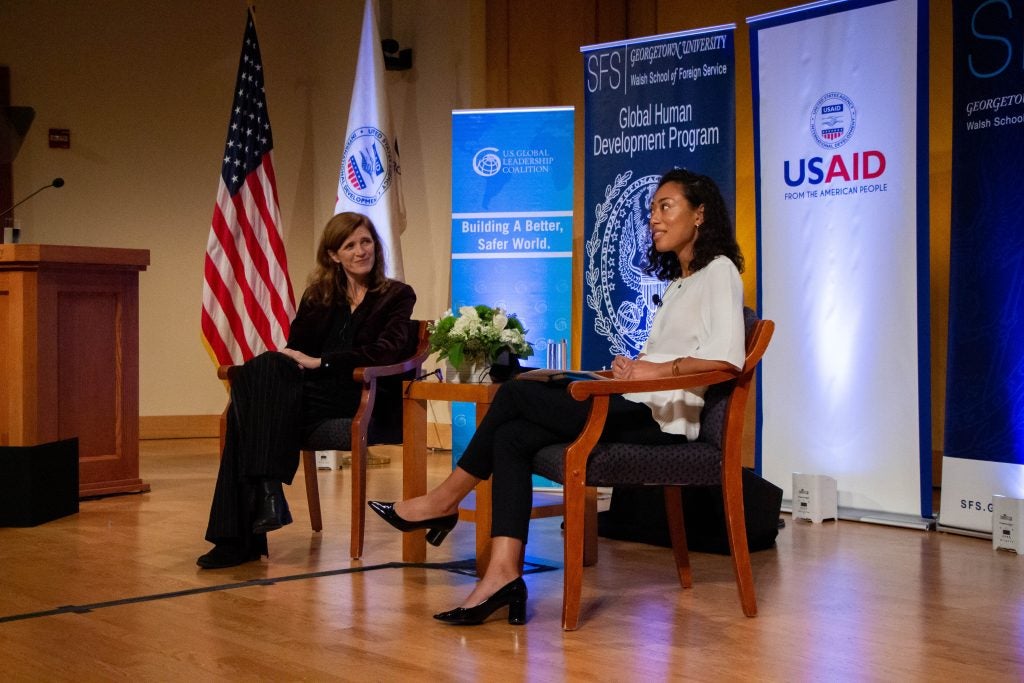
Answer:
[
  {"xmin": 450, "ymin": 108, "xmax": 574, "ymax": 462},
  {"xmin": 940, "ymin": 0, "xmax": 1024, "ymax": 534},
  {"xmin": 750, "ymin": 0, "xmax": 932, "ymax": 525},
  {"xmin": 581, "ymin": 27, "xmax": 735, "ymax": 369}
]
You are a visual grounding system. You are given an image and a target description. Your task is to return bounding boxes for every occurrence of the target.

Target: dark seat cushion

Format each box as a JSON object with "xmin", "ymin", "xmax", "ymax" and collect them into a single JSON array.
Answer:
[
  {"xmin": 531, "ymin": 377, "xmax": 733, "ymax": 488},
  {"xmin": 533, "ymin": 440, "xmax": 723, "ymax": 487}
]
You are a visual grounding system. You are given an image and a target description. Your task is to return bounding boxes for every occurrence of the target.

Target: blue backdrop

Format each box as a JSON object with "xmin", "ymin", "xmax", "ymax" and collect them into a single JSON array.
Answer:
[
  {"xmin": 939, "ymin": 0, "xmax": 1024, "ymax": 532},
  {"xmin": 945, "ymin": 0, "xmax": 1024, "ymax": 467},
  {"xmin": 581, "ymin": 27, "xmax": 736, "ymax": 369},
  {"xmin": 450, "ymin": 108, "xmax": 575, "ymax": 471}
]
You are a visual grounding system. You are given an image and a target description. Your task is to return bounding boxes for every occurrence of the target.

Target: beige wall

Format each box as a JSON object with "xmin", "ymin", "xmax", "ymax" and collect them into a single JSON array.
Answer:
[{"xmin": 0, "ymin": 0, "xmax": 483, "ymax": 419}]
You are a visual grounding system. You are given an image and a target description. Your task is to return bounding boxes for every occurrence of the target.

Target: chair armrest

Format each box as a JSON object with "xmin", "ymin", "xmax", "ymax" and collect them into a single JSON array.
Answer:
[
  {"xmin": 354, "ymin": 351, "xmax": 429, "ymax": 383},
  {"xmin": 217, "ymin": 365, "xmax": 240, "ymax": 382},
  {"xmin": 565, "ymin": 368, "xmax": 740, "ymax": 401},
  {"xmin": 354, "ymin": 319, "xmax": 431, "ymax": 383}
]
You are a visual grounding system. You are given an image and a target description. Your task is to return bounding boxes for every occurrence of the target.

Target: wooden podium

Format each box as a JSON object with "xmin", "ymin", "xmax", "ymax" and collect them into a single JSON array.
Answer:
[{"xmin": 0, "ymin": 244, "xmax": 150, "ymax": 497}]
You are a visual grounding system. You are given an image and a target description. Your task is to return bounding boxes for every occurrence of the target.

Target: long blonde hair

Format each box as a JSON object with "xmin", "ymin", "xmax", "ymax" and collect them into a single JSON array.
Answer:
[{"xmin": 303, "ymin": 212, "xmax": 388, "ymax": 307}]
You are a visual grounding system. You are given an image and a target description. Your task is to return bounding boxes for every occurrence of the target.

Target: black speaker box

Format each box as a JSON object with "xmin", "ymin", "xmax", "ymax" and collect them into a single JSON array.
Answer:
[
  {"xmin": 0, "ymin": 438, "xmax": 79, "ymax": 527},
  {"xmin": 597, "ymin": 468, "xmax": 784, "ymax": 554}
]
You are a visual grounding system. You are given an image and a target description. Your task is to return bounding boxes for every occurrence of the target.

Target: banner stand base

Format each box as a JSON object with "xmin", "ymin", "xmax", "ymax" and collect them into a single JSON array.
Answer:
[
  {"xmin": 782, "ymin": 502, "xmax": 935, "ymax": 531},
  {"xmin": 935, "ymin": 522, "xmax": 992, "ymax": 540}
]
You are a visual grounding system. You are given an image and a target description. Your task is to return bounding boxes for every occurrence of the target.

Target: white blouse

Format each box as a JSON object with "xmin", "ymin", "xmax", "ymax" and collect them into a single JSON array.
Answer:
[{"xmin": 623, "ymin": 255, "xmax": 745, "ymax": 439}]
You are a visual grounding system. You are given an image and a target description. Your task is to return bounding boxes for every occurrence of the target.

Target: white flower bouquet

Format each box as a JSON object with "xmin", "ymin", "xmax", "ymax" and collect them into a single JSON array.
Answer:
[{"xmin": 428, "ymin": 304, "xmax": 534, "ymax": 369}]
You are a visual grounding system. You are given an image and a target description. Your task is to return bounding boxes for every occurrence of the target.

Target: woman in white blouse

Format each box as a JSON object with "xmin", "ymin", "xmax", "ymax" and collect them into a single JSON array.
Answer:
[{"xmin": 370, "ymin": 168, "xmax": 746, "ymax": 625}]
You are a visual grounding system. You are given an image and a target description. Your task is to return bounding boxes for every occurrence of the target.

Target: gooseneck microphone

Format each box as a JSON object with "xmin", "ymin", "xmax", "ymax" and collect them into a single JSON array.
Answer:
[
  {"xmin": 0, "ymin": 177, "xmax": 65, "ymax": 218},
  {"xmin": 652, "ymin": 293, "xmax": 663, "ymax": 308}
]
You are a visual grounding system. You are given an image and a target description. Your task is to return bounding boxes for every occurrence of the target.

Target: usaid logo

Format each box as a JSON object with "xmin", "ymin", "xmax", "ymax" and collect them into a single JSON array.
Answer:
[
  {"xmin": 810, "ymin": 92, "xmax": 856, "ymax": 149},
  {"xmin": 783, "ymin": 92, "xmax": 886, "ymax": 190},
  {"xmin": 472, "ymin": 147, "xmax": 502, "ymax": 177},
  {"xmin": 341, "ymin": 126, "xmax": 394, "ymax": 206}
]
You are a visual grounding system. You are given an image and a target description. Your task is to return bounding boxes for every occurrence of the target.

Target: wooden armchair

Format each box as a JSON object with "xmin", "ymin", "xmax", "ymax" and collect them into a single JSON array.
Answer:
[
  {"xmin": 218, "ymin": 319, "xmax": 431, "ymax": 559},
  {"xmin": 531, "ymin": 308, "xmax": 774, "ymax": 629}
]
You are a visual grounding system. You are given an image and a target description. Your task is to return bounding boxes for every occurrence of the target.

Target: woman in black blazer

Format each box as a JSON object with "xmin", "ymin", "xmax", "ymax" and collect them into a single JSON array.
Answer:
[{"xmin": 198, "ymin": 212, "xmax": 416, "ymax": 569}]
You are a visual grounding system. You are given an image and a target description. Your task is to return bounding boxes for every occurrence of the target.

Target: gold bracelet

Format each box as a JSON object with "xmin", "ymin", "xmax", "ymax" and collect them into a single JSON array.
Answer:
[{"xmin": 671, "ymin": 358, "xmax": 681, "ymax": 376}]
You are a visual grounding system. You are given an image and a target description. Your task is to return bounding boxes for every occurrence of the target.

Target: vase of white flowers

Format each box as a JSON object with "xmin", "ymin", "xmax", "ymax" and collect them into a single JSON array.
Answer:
[{"xmin": 428, "ymin": 305, "xmax": 534, "ymax": 383}]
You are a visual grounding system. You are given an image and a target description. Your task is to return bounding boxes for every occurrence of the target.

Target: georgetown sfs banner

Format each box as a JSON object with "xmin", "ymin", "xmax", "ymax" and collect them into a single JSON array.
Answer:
[
  {"xmin": 750, "ymin": 0, "xmax": 931, "ymax": 523},
  {"xmin": 581, "ymin": 27, "xmax": 735, "ymax": 369},
  {"xmin": 450, "ymin": 108, "xmax": 574, "ymax": 464},
  {"xmin": 940, "ymin": 0, "xmax": 1024, "ymax": 534}
]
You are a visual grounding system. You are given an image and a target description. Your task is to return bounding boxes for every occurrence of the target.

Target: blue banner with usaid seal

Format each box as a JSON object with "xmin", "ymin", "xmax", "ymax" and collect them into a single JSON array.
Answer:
[
  {"xmin": 580, "ymin": 27, "xmax": 735, "ymax": 370},
  {"xmin": 450, "ymin": 108, "xmax": 575, "ymax": 466},
  {"xmin": 939, "ymin": 0, "xmax": 1024, "ymax": 534}
]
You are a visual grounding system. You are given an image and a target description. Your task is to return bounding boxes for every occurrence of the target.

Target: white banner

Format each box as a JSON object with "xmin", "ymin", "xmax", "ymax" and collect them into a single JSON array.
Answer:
[
  {"xmin": 335, "ymin": 0, "xmax": 405, "ymax": 280},
  {"xmin": 750, "ymin": 0, "xmax": 930, "ymax": 522}
]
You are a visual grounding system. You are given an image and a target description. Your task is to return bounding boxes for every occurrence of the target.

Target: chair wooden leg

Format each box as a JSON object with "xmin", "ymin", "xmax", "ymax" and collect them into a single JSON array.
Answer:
[
  {"xmin": 302, "ymin": 450, "xmax": 323, "ymax": 533},
  {"xmin": 562, "ymin": 477, "xmax": 587, "ymax": 631},
  {"xmin": 583, "ymin": 486, "xmax": 598, "ymax": 567},
  {"xmin": 722, "ymin": 468, "xmax": 757, "ymax": 617},
  {"xmin": 663, "ymin": 486, "xmax": 692, "ymax": 589},
  {"xmin": 350, "ymin": 446, "xmax": 366, "ymax": 559}
]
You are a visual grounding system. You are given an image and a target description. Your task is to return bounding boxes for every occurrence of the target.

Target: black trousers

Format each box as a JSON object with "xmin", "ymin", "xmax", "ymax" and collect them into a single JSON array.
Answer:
[
  {"xmin": 204, "ymin": 352, "xmax": 360, "ymax": 551},
  {"xmin": 456, "ymin": 380, "xmax": 684, "ymax": 543}
]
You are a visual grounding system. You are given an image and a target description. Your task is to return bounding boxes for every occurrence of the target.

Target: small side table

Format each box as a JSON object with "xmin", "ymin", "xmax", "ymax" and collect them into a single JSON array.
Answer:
[{"xmin": 401, "ymin": 379, "xmax": 564, "ymax": 573}]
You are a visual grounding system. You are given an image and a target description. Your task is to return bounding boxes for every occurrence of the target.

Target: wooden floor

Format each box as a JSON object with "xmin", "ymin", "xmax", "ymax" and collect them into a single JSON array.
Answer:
[{"xmin": 1, "ymin": 439, "xmax": 1022, "ymax": 681}]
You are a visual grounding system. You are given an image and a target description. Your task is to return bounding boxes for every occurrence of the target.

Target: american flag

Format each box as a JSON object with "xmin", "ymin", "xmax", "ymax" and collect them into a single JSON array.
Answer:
[{"xmin": 202, "ymin": 10, "xmax": 295, "ymax": 366}]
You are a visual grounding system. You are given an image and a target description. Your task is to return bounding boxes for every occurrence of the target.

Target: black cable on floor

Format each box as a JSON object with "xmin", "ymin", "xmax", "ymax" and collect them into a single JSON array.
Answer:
[{"xmin": 0, "ymin": 558, "xmax": 557, "ymax": 624}]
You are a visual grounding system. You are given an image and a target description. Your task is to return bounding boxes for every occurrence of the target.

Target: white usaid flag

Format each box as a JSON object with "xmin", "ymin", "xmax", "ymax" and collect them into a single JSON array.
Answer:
[
  {"xmin": 751, "ymin": 0, "xmax": 930, "ymax": 523},
  {"xmin": 335, "ymin": 0, "xmax": 405, "ymax": 280}
]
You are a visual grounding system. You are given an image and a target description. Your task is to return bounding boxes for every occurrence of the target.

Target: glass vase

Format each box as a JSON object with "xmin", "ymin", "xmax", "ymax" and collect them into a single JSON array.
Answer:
[{"xmin": 446, "ymin": 359, "xmax": 492, "ymax": 384}]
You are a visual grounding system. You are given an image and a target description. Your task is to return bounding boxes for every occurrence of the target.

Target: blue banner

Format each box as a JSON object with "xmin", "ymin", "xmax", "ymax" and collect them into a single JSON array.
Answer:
[
  {"xmin": 581, "ymin": 28, "xmax": 735, "ymax": 369},
  {"xmin": 450, "ymin": 108, "xmax": 575, "ymax": 469},
  {"xmin": 940, "ymin": 0, "xmax": 1024, "ymax": 532}
]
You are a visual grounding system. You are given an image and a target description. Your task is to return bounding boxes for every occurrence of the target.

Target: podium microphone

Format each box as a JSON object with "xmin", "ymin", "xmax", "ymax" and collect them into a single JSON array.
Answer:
[{"xmin": 0, "ymin": 177, "xmax": 65, "ymax": 218}]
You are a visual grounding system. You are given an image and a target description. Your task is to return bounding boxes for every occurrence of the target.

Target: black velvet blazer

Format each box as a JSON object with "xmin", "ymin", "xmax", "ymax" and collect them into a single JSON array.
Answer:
[
  {"xmin": 286, "ymin": 280, "xmax": 417, "ymax": 442},
  {"xmin": 286, "ymin": 279, "xmax": 417, "ymax": 376}
]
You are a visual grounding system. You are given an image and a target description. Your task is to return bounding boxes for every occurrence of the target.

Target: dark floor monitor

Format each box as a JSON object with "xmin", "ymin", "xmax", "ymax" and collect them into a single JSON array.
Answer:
[{"xmin": 0, "ymin": 438, "xmax": 79, "ymax": 527}]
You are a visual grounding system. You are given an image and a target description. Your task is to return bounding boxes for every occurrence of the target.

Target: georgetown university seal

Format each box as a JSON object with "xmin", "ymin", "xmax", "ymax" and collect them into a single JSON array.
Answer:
[
  {"xmin": 340, "ymin": 126, "xmax": 396, "ymax": 206},
  {"xmin": 586, "ymin": 170, "xmax": 667, "ymax": 358}
]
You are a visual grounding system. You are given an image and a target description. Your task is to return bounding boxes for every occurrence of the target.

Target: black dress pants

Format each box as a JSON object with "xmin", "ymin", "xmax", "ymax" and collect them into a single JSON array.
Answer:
[
  {"xmin": 204, "ymin": 352, "xmax": 360, "ymax": 551},
  {"xmin": 455, "ymin": 379, "xmax": 684, "ymax": 543}
]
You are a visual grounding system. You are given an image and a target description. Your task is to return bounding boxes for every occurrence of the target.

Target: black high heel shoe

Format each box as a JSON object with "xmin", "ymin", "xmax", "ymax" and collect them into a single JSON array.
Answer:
[
  {"xmin": 433, "ymin": 577, "xmax": 528, "ymax": 625},
  {"xmin": 367, "ymin": 500, "xmax": 458, "ymax": 546}
]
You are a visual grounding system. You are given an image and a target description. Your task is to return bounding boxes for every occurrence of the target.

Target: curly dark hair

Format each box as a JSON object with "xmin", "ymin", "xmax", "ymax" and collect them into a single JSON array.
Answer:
[
  {"xmin": 303, "ymin": 212, "xmax": 389, "ymax": 307},
  {"xmin": 643, "ymin": 168, "xmax": 744, "ymax": 281}
]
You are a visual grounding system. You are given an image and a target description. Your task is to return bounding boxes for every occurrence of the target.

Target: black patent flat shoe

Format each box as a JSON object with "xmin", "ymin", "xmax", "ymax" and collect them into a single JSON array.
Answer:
[
  {"xmin": 196, "ymin": 542, "xmax": 264, "ymax": 569},
  {"xmin": 433, "ymin": 577, "xmax": 528, "ymax": 625},
  {"xmin": 367, "ymin": 500, "xmax": 458, "ymax": 546}
]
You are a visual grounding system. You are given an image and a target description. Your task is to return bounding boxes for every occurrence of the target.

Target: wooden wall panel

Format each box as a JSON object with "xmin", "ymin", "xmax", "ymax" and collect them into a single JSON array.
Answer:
[{"xmin": 0, "ymin": 66, "xmax": 11, "ymax": 218}]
